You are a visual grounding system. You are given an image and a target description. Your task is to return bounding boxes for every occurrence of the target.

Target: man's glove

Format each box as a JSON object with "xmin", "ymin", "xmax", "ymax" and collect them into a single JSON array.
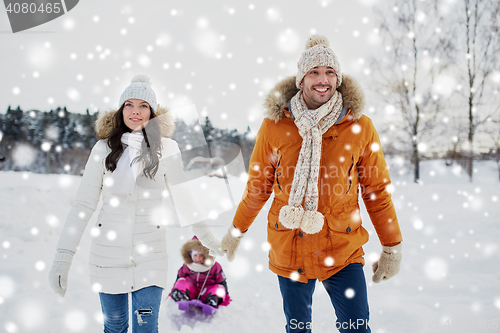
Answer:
[
  {"xmin": 372, "ymin": 243, "xmax": 402, "ymax": 283},
  {"xmin": 220, "ymin": 225, "xmax": 245, "ymax": 262},
  {"xmin": 48, "ymin": 249, "xmax": 74, "ymax": 296}
]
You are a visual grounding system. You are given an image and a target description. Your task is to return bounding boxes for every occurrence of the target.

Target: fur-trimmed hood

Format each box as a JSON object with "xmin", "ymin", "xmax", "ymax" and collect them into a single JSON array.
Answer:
[
  {"xmin": 263, "ymin": 74, "xmax": 365, "ymax": 123},
  {"xmin": 181, "ymin": 237, "xmax": 214, "ymax": 267},
  {"xmin": 94, "ymin": 105, "xmax": 176, "ymax": 140}
]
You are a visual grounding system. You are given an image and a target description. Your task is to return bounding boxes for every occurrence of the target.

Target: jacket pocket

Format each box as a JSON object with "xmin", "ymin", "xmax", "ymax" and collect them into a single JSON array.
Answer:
[
  {"xmin": 267, "ymin": 219, "xmax": 296, "ymax": 268},
  {"xmin": 325, "ymin": 203, "xmax": 362, "ymax": 234}
]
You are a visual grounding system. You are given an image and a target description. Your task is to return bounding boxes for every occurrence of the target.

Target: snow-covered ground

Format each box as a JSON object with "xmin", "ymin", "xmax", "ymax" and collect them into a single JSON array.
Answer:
[{"xmin": 1, "ymin": 160, "xmax": 499, "ymax": 333}]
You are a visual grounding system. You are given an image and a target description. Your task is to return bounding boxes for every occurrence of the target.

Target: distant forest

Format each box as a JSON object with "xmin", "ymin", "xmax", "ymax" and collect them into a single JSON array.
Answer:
[{"xmin": 0, "ymin": 106, "xmax": 256, "ymax": 175}]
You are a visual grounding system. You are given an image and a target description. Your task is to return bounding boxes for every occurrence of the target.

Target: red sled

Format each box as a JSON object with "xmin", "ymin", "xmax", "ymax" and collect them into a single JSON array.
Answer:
[{"xmin": 176, "ymin": 299, "xmax": 217, "ymax": 315}]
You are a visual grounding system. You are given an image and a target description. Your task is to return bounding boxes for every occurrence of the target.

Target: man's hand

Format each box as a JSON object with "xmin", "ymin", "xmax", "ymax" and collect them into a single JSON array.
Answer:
[
  {"xmin": 220, "ymin": 225, "xmax": 245, "ymax": 262},
  {"xmin": 372, "ymin": 243, "xmax": 402, "ymax": 283}
]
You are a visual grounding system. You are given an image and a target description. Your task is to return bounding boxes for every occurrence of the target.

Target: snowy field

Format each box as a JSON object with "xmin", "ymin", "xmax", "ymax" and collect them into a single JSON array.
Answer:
[{"xmin": 1, "ymin": 160, "xmax": 499, "ymax": 333}]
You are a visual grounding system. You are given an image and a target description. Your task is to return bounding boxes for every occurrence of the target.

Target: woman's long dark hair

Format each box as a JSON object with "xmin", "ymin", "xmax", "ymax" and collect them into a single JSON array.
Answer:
[{"xmin": 105, "ymin": 104, "xmax": 162, "ymax": 179}]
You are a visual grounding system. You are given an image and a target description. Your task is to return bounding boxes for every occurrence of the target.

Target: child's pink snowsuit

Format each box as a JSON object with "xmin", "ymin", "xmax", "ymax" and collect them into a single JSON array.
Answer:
[
  {"xmin": 171, "ymin": 236, "xmax": 231, "ymax": 307},
  {"xmin": 172, "ymin": 262, "xmax": 230, "ymax": 306}
]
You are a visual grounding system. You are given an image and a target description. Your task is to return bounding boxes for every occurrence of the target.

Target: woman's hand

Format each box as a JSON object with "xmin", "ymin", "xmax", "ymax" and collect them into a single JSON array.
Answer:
[{"xmin": 48, "ymin": 249, "xmax": 74, "ymax": 296}]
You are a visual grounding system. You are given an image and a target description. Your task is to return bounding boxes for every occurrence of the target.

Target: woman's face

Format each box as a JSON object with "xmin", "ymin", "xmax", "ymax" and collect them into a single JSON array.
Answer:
[{"xmin": 122, "ymin": 99, "xmax": 151, "ymax": 131}]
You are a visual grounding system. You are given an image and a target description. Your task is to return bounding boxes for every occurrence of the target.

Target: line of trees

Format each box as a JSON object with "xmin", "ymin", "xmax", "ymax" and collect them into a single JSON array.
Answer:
[
  {"xmin": 0, "ymin": 106, "xmax": 256, "ymax": 175},
  {"xmin": 0, "ymin": 106, "xmax": 98, "ymax": 174},
  {"xmin": 371, "ymin": 0, "xmax": 500, "ymax": 182}
]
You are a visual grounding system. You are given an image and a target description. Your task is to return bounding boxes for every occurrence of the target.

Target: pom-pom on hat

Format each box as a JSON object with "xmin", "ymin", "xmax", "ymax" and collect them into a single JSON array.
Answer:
[
  {"xmin": 296, "ymin": 34, "xmax": 342, "ymax": 89},
  {"xmin": 119, "ymin": 75, "xmax": 158, "ymax": 112}
]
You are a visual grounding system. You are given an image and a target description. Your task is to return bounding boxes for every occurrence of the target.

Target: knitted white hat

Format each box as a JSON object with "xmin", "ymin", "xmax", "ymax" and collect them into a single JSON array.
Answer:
[
  {"xmin": 119, "ymin": 75, "xmax": 158, "ymax": 112},
  {"xmin": 190, "ymin": 249, "xmax": 202, "ymax": 261},
  {"xmin": 296, "ymin": 35, "xmax": 342, "ymax": 89}
]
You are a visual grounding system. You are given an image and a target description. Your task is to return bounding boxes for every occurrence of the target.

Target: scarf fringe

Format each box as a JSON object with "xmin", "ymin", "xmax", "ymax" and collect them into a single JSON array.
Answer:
[
  {"xmin": 279, "ymin": 205, "xmax": 324, "ymax": 234},
  {"xmin": 279, "ymin": 205, "xmax": 304, "ymax": 229},
  {"xmin": 301, "ymin": 211, "xmax": 324, "ymax": 234}
]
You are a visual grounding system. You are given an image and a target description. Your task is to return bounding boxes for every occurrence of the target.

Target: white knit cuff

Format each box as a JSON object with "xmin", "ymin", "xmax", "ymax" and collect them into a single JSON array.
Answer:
[{"xmin": 54, "ymin": 250, "xmax": 74, "ymax": 264}]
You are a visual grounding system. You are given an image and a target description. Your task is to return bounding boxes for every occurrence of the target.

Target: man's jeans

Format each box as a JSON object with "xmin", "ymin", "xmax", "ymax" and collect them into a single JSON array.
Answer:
[
  {"xmin": 99, "ymin": 286, "xmax": 163, "ymax": 333},
  {"xmin": 278, "ymin": 263, "xmax": 371, "ymax": 333}
]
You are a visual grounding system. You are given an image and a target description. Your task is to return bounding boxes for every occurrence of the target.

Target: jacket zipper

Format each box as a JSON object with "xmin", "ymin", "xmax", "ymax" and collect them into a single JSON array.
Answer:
[
  {"xmin": 276, "ymin": 155, "xmax": 283, "ymax": 191},
  {"xmin": 346, "ymin": 156, "xmax": 354, "ymax": 194}
]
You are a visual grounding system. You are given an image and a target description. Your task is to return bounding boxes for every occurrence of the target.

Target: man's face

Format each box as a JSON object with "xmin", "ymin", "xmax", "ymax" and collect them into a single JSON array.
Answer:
[{"xmin": 300, "ymin": 66, "xmax": 337, "ymax": 110}]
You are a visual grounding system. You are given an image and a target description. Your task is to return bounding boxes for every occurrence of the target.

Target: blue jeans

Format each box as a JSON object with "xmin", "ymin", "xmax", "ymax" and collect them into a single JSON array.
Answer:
[
  {"xmin": 278, "ymin": 264, "xmax": 370, "ymax": 333},
  {"xmin": 99, "ymin": 286, "xmax": 163, "ymax": 333}
]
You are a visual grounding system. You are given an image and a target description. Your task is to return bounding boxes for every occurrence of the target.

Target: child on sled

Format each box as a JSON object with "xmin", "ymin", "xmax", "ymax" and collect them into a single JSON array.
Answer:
[{"xmin": 170, "ymin": 236, "xmax": 231, "ymax": 308}]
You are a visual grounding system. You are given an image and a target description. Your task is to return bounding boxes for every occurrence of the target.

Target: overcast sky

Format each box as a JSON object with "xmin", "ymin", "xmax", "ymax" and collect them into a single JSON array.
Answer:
[{"xmin": 1, "ymin": 0, "xmax": 389, "ymax": 132}]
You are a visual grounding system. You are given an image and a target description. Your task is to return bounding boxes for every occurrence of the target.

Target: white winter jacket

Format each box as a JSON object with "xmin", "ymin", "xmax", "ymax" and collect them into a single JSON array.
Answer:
[{"xmin": 57, "ymin": 110, "xmax": 203, "ymax": 294}]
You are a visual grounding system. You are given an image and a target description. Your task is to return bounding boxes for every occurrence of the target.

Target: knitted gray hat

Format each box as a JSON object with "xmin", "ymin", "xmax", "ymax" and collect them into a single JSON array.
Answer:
[
  {"xmin": 296, "ymin": 35, "xmax": 342, "ymax": 89},
  {"xmin": 119, "ymin": 75, "xmax": 158, "ymax": 112}
]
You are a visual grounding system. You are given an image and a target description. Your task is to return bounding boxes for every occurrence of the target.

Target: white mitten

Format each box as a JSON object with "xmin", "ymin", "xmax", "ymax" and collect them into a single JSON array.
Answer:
[
  {"xmin": 48, "ymin": 249, "xmax": 74, "ymax": 297},
  {"xmin": 220, "ymin": 225, "xmax": 245, "ymax": 262},
  {"xmin": 199, "ymin": 232, "xmax": 224, "ymax": 257},
  {"xmin": 372, "ymin": 243, "xmax": 402, "ymax": 283},
  {"xmin": 190, "ymin": 222, "xmax": 224, "ymax": 256}
]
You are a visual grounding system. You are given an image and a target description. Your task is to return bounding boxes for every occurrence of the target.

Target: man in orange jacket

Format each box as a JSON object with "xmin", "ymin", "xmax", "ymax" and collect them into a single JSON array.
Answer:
[{"xmin": 221, "ymin": 35, "xmax": 403, "ymax": 333}]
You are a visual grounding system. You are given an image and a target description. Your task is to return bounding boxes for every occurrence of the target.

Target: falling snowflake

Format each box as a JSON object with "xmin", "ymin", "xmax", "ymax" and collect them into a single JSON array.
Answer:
[
  {"xmin": 12, "ymin": 144, "xmax": 37, "ymax": 168},
  {"xmin": 277, "ymin": 29, "xmax": 300, "ymax": 53},
  {"xmin": 0, "ymin": 275, "xmax": 16, "ymax": 300},
  {"xmin": 227, "ymin": 256, "xmax": 250, "ymax": 279},
  {"xmin": 194, "ymin": 30, "xmax": 223, "ymax": 58},
  {"xmin": 424, "ymin": 258, "xmax": 447, "ymax": 281},
  {"xmin": 413, "ymin": 219, "xmax": 423, "ymax": 230},
  {"xmin": 345, "ymin": 288, "xmax": 355, "ymax": 298},
  {"xmin": 65, "ymin": 310, "xmax": 88, "ymax": 332},
  {"xmin": 35, "ymin": 261, "xmax": 45, "ymax": 271},
  {"xmin": 107, "ymin": 230, "xmax": 117, "ymax": 241},
  {"xmin": 67, "ymin": 88, "xmax": 81, "ymax": 101},
  {"xmin": 62, "ymin": 18, "xmax": 75, "ymax": 30},
  {"xmin": 137, "ymin": 54, "xmax": 151, "ymax": 67},
  {"xmin": 433, "ymin": 75, "xmax": 456, "ymax": 97},
  {"xmin": 417, "ymin": 143, "xmax": 427, "ymax": 152},
  {"xmin": 267, "ymin": 8, "xmax": 281, "ymax": 21}
]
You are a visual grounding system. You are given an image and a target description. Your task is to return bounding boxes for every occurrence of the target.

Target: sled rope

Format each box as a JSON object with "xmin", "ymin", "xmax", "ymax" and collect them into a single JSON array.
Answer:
[{"xmin": 196, "ymin": 261, "xmax": 215, "ymax": 300}]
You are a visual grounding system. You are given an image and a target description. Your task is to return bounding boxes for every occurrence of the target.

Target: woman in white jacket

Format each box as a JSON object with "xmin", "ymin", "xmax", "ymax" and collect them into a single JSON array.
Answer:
[{"xmin": 48, "ymin": 75, "xmax": 222, "ymax": 332}]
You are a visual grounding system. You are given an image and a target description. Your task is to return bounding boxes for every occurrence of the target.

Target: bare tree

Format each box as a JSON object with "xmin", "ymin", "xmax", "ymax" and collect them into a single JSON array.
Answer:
[
  {"xmin": 485, "ymin": 118, "xmax": 500, "ymax": 181},
  {"xmin": 455, "ymin": 0, "xmax": 500, "ymax": 181},
  {"xmin": 371, "ymin": 0, "xmax": 453, "ymax": 183}
]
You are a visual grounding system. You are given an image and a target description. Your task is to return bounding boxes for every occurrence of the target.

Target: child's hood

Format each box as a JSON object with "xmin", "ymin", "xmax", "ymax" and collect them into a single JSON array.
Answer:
[{"xmin": 181, "ymin": 236, "xmax": 215, "ymax": 267}]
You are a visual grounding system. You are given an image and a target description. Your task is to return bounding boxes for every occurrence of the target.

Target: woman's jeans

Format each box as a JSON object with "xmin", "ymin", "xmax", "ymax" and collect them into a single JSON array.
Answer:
[
  {"xmin": 99, "ymin": 286, "xmax": 163, "ymax": 333},
  {"xmin": 278, "ymin": 263, "xmax": 370, "ymax": 333}
]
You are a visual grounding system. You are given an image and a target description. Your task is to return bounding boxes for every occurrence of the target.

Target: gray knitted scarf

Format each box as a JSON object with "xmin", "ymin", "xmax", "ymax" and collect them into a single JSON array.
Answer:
[{"xmin": 279, "ymin": 89, "xmax": 343, "ymax": 234}]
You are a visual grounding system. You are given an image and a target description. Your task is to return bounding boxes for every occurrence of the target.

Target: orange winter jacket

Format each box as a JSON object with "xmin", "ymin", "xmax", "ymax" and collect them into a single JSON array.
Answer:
[{"xmin": 232, "ymin": 75, "xmax": 402, "ymax": 283}]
